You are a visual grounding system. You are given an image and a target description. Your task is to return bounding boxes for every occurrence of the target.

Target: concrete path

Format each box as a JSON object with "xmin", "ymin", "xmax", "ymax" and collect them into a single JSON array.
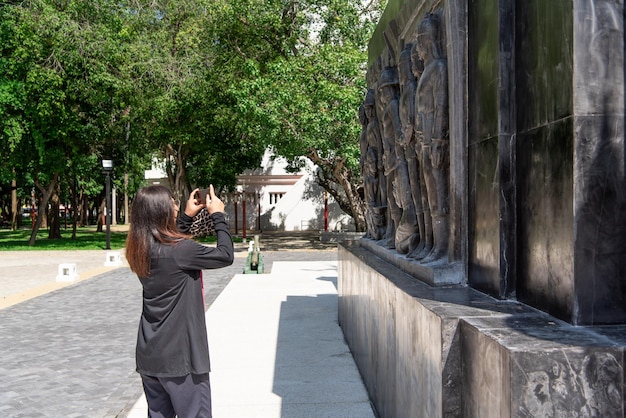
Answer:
[
  {"xmin": 0, "ymin": 250, "xmax": 123, "ymax": 310},
  {"xmin": 128, "ymin": 260, "xmax": 374, "ymax": 417},
  {"xmin": 0, "ymin": 242, "xmax": 374, "ymax": 417}
]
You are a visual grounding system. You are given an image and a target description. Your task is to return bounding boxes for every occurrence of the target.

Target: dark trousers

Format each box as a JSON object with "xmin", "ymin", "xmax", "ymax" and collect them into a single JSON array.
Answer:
[{"xmin": 141, "ymin": 373, "xmax": 212, "ymax": 418}]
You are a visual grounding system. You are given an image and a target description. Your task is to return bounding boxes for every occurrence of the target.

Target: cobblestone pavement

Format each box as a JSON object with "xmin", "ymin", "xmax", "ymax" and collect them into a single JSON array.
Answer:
[{"xmin": 0, "ymin": 246, "xmax": 338, "ymax": 417}]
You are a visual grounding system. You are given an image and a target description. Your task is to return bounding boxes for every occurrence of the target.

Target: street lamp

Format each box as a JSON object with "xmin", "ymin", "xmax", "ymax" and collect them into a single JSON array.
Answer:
[{"xmin": 102, "ymin": 159, "xmax": 113, "ymax": 250}]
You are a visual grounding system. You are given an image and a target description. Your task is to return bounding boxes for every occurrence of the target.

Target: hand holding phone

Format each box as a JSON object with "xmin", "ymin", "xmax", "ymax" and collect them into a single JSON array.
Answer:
[
  {"xmin": 205, "ymin": 185, "xmax": 225, "ymax": 214},
  {"xmin": 196, "ymin": 188, "xmax": 211, "ymax": 205}
]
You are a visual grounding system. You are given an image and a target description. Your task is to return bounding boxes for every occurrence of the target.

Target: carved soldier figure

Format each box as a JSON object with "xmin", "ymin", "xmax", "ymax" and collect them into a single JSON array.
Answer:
[
  {"xmin": 361, "ymin": 90, "xmax": 385, "ymax": 239},
  {"xmin": 414, "ymin": 13, "xmax": 450, "ymax": 262},
  {"xmin": 411, "ymin": 39, "xmax": 432, "ymax": 259},
  {"xmin": 363, "ymin": 147, "xmax": 385, "ymax": 239},
  {"xmin": 379, "ymin": 66, "xmax": 419, "ymax": 253},
  {"xmin": 377, "ymin": 70, "xmax": 401, "ymax": 248},
  {"xmin": 359, "ymin": 102, "xmax": 372, "ymax": 237},
  {"xmin": 398, "ymin": 43, "xmax": 427, "ymax": 258},
  {"xmin": 359, "ymin": 103, "xmax": 368, "ymax": 174}
]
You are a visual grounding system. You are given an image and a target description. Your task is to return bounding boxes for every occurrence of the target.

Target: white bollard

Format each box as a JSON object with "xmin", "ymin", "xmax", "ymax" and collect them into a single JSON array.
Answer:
[
  {"xmin": 104, "ymin": 251, "xmax": 122, "ymax": 267},
  {"xmin": 56, "ymin": 263, "xmax": 79, "ymax": 282}
]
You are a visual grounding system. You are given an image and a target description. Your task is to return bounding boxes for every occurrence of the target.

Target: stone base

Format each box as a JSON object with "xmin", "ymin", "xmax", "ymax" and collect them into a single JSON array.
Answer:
[
  {"xmin": 359, "ymin": 237, "xmax": 465, "ymax": 286},
  {"xmin": 338, "ymin": 242, "xmax": 626, "ymax": 418},
  {"xmin": 319, "ymin": 231, "xmax": 363, "ymax": 243}
]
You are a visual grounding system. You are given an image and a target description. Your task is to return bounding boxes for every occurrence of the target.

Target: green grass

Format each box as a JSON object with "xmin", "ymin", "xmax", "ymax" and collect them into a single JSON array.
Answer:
[
  {"xmin": 0, "ymin": 227, "xmax": 128, "ymax": 251},
  {"xmin": 0, "ymin": 227, "xmax": 240, "ymax": 251}
]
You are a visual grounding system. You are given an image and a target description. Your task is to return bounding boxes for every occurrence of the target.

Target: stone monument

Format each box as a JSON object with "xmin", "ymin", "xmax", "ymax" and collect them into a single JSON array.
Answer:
[{"xmin": 339, "ymin": 1, "xmax": 626, "ymax": 416}]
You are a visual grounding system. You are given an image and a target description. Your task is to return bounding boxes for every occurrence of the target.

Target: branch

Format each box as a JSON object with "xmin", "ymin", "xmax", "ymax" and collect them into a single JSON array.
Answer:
[
  {"xmin": 43, "ymin": 51, "xmax": 65, "ymax": 73},
  {"xmin": 228, "ymin": 36, "xmax": 247, "ymax": 59},
  {"xmin": 280, "ymin": 115, "xmax": 302, "ymax": 140}
]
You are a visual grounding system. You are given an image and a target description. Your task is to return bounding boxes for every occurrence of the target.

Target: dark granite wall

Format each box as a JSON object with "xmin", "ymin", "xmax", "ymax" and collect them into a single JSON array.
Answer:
[
  {"xmin": 514, "ymin": 0, "xmax": 575, "ymax": 322},
  {"xmin": 367, "ymin": 0, "xmax": 625, "ymax": 325},
  {"xmin": 517, "ymin": 120, "xmax": 575, "ymax": 319},
  {"xmin": 515, "ymin": 0, "xmax": 573, "ymax": 130},
  {"xmin": 347, "ymin": 1, "xmax": 626, "ymax": 415},
  {"xmin": 468, "ymin": 0, "xmax": 499, "ymax": 140},
  {"xmin": 468, "ymin": 0, "xmax": 501, "ymax": 296},
  {"xmin": 468, "ymin": 0, "xmax": 626, "ymax": 324},
  {"xmin": 468, "ymin": 0, "xmax": 578, "ymax": 322},
  {"xmin": 574, "ymin": 115, "xmax": 626, "ymax": 324},
  {"xmin": 572, "ymin": 0, "xmax": 626, "ymax": 325},
  {"xmin": 340, "ymin": 244, "xmax": 626, "ymax": 418}
]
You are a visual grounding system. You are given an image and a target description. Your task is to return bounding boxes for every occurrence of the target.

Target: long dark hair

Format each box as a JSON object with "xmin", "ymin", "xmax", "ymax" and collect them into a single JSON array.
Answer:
[{"xmin": 125, "ymin": 185, "xmax": 189, "ymax": 277}]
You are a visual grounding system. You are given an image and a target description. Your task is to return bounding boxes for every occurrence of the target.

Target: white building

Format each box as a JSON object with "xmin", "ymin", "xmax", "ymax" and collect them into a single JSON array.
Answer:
[
  {"xmin": 144, "ymin": 151, "xmax": 355, "ymax": 233},
  {"xmin": 225, "ymin": 151, "xmax": 354, "ymax": 233}
]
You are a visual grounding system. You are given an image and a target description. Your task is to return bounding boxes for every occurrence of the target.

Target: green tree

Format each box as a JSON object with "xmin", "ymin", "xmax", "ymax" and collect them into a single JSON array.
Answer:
[
  {"xmin": 124, "ymin": 0, "xmax": 266, "ymax": 200},
  {"xmin": 208, "ymin": 0, "xmax": 385, "ymax": 230},
  {"xmin": 1, "ymin": 0, "xmax": 383, "ymax": 242},
  {"xmin": 0, "ymin": 0, "xmax": 135, "ymax": 244}
]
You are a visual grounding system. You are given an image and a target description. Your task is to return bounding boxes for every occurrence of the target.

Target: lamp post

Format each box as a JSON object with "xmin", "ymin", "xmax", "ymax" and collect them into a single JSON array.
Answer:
[{"xmin": 102, "ymin": 159, "xmax": 113, "ymax": 250}]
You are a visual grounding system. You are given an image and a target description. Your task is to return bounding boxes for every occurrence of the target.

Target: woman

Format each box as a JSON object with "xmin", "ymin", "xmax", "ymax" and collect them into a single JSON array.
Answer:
[{"xmin": 126, "ymin": 184, "xmax": 234, "ymax": 417}]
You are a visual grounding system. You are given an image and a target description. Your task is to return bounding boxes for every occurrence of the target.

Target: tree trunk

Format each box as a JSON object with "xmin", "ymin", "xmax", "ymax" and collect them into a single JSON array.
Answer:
[
  {"xmin": 40, "ymin": 198, "xmax": 47, "ymax": 229},
  {"xmin": 307, "ymin": 151, "xmax": 367, "ymax": 232},
  {"xmin": 70, "ymin": 176, "xmax": 79, "ymax": 239},
  {"xmin": 16, "ymin": 197, "xmax": 23, "ymax": 229},
  {"xmin": 10, "ymin": 172, "xmax": 17, "ymax": 230},
  {"xmin": 124, "ymin": 119, "xmax": 131, "ymax": 224},
  {"xmin": 97, "ymin": 197, "xmax": 105, "ymax": 232},
  {"xmin": 29, "ymin": 173, "xmax": 59, "ymax": 246},
  {"xmin": 48, "ymin": 189, "xmax": 61, "ymax": 239},
  {"xmin": 81, "ymin": 194, "xmax": 89, "ymax": 226},
  {"xmin": 124, "ymin": 172, "xmax": 129, "ymax": 224},
  {"xmin": 165, "ymin": 143, "xmax": 190, "ymax": 201}
]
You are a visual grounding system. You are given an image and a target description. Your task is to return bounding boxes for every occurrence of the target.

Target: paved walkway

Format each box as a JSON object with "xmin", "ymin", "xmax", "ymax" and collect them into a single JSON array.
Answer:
[{"xmin": 0, "ymin": 234, "xmax": 374, "ymax": 417}]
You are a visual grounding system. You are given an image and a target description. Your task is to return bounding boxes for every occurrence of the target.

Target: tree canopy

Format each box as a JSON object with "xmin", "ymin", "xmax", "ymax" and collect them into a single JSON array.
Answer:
[
  {"xmin": 206, "ymin": 0, "xmax": 384, "ymax": 229},
  {"xmin": 0, "ymin": 0, "xmax": 385, "ymax": 241}
]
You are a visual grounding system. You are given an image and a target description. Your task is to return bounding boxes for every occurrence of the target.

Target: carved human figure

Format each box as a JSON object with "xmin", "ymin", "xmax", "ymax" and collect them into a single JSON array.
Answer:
[
  {"xmin": 398, "ymin": 43, "xmax": 426, "ymax": 257},
  {"xmin": 360, "ymin": 92, "xmax": 382, "ymax": 239},
  {"xmin": 359, "ymin": 103, "xmax": 368, "ymax": 174},
  {"xmin": 411, "ymin": 41, "xmax": 432, "ymax": 259},
  {"xmin": 379, "ymin": 66, "xmax": 419, "ymax": 253},
  {"xmin": 377, "ymin": 69, "xmax": 401, "ymax": 248},
  {"xmin": 363, "ymin": 147, "xmax": 385, "ymax": 239},
  {"xmin": 359, "ymin": 102, "xmax": 372, "ymax": 237},
  {"xmin": 371, "ymin": 205, "xmax": 387, "ymax": 241},
  {"xmin": 414, "ymin": 14, "xmax": 449, "ymax": 262},
  {"xmin": 362, "ymin": 89, "xmax": 386, "ymax": 239}
]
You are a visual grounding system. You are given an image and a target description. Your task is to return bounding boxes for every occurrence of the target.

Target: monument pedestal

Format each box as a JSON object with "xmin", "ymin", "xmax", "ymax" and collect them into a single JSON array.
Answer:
[
  {"xmin": 339, "ymin": 243, "xmax": 626, "ymax": 418},
  {"xmin": 359, "ymin": 238, "xmax": 464, "ymax": 286}
]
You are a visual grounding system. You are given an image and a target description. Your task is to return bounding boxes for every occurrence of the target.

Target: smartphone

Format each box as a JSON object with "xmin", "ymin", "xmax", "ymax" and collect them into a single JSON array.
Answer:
[{"xmin": 196, "ymin": 188, "xmax": 211, "ymax": 203}]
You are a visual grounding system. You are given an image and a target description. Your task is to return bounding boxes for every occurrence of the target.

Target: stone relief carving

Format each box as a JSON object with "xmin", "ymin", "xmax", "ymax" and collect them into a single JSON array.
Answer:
[
  {"xmin": 362, "ymin": 12, "xmax": 450, "ymax": 263},
  {"xmin": 360, "ymin": 89, "xmax": 386, "ymax": 240},
  {"xmin": 379, "ymin": 66, "xmax": 420, "ymax": 254},
  {"xmin": 378, "ymin": 67, "xmax": 402, "ymax": 249},
  {"xmin": 414, "ymin": 13, "xmax": 449, "ymax": 263},
  {"xmin": 397, "ymin": 43, "xmax": 423, "ymax": 257}
]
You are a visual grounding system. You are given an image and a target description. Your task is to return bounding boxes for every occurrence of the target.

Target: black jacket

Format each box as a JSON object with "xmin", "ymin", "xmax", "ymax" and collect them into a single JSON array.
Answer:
[{"xmin": 136, "ymin": 211, "xmax": 234, "ymax": 377}]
